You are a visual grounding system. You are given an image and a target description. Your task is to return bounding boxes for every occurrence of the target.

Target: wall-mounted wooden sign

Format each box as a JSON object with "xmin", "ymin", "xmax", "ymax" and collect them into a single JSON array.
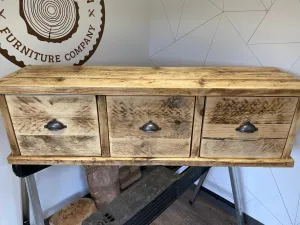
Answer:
[{"xmin": 0, "ymin": 0, "xmax": 105, "ymax": 67}]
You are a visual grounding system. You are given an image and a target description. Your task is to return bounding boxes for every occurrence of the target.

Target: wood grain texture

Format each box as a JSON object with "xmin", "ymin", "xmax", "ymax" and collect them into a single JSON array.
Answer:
[
  {"xmin": 49, "ymin": 198, "xmax": 96, "ymax": 225},
  {"xmin": 282, "ymin": 98, "xmax": 300, "ymax": 158},
  {"xmin": 201, "ymin": 97, "xmax": 298, "ymax": 159},
  {"xmin": 0, "ymin": 78, "xmax": 300, "ymax": 96},
  {"xmin": 110, "ymin": 137, "xmax": 191, "ymax": 157},
  {"xmin": 7, "ymin": 154, "xmax": 294, "ymax": 167},
  {"xmin": 6, "ymin": 95, "xmax": 101, "ymax": 156},
  {"xmin": 97, "ymin": 96, "xmax": 110, "ymax": 157},
  {"xmin": 17, "ymin": 135, "xmax": 100, "ymax": 156},
  {"xmin": 1, "ymin": 66, "xmax": 299, "ymax": 166},
  {"xmin": 10, "ymin": 66, "xmax": 292, "ymax": 79},
  {"xmin": 0, "ymin": 66, "xmax": 300, "ymax": 96},
  {"xmin": 106, "ymin": 96, "xmax": 195, "ymax": 157},
  {"xmin": 191, "ymin": 97, "xmax": 205, "ymax": 157},
  {"xmin": 203, "ymin": 124, "xmax": 291, "ymax": 139},
  {"xmin": 200, "ymin": 138, "xmax": 286, "ymax": 158},
  {"xmin": 204, "ymin": 97, "xmax": 298, "ymax": 124},
  {"xmin": 11, "ymin": 117, "xmax": 99, "ymax": 136},
  {"xmin": 6, "ymin": 95, "xmax": 97, "ymax": 117},
  {"xmin": 0, "ymin": 95, "xmax": 20, "ymax": 155}
]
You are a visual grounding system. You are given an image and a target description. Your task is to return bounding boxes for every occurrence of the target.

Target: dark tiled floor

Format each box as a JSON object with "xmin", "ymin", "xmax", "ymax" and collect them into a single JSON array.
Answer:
[{"xmin": 152, "ymin": 189, "xmax": 238, "ymax": 225}]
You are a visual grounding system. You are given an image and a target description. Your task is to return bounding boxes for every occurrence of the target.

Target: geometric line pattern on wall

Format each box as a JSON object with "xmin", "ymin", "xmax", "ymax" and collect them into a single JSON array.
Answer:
[
  {"xmin": 226, "ymin": 11, "xmax": 266, "ymax": 43},
  {"xmin": 150, "ymin": 0, "xmax": 175, "ymax": 56},
  {"xmin": 261, "ymin": 0, "xmax": 272, "ymax": 10},
  {"xmin": 208, "ymin": 0, "xmax": 223, "ymax": 11},
  {"xmin": 270, "ymin": 169, "xmax": 293, "ymax": 225},
  {"xmin": 176, "ymin": 0, "xmax": 221, "ymax": 39},
  {"xmin": 249, "ymin": 0, "xmax": 300, "ymax": 44},
  {"xmin": 239, "ymin": 167, "xmax": 292, "ymax": 225},
  {"xmin": 205, "ymin": 14, "xmax": 262, "ymax": 66},
  {"xmin": 161, "ymin": 0, "xmax": 185, "ymax": 40},
  {"xmin": 151, "ymin": 14, "xmax": 222, "ymax": 66},
  {"xmin": 223, "ymin": 0, "xmax": 266, "ymax": 11},
  {"xmin": 249, "ymin": 43, "xmax": 300, "ymax": 71},
  {"xmin": 271, "ymin": 163, "xmax": 300, "ymax": 225},
  {"xmin": 242, "ymin": 187, "xmax": 284, "ymax": 225}
]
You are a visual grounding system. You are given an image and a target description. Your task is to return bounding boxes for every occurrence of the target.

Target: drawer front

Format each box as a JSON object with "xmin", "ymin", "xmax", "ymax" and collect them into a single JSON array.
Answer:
[
  {"xmin": 6, "ymin": 95, "xmax": 101, "ymax": 156},
  {"xmin": 107, "ymin": 96, "xmax": 195, "ymax": 157},
  {"xmin": 201, "ymin": 97, "xmax": 298, "ymax": 158}
]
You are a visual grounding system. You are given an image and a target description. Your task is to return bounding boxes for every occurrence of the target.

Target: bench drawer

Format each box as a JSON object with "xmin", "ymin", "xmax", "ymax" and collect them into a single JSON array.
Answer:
[
  {"xmin": 106, "ymin": 96, "xmax": 195, "ymax": 157},
  {"xmin": 200, "ymin": 97, "xmax": 298, "ymax": 158},
  {"xmin": 6, "ymin": 95, "xmax": 101, "ymax": 156}
]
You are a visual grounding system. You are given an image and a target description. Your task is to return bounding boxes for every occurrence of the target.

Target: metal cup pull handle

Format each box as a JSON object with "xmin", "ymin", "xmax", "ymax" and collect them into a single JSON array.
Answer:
[
  {"xmin": 236, "ymin": 121, "xmax": 258, "ymax": 133},
  {"xmin": 139, "ymin": 120, "xmax": 161, "ymax": 133},
  {"xmin": 44, "ymin": 119, "xmax": 67, "ymax": 131}
]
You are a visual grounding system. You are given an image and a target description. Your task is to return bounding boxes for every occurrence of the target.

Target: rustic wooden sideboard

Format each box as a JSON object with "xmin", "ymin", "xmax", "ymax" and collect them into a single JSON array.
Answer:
[{"xmin": 0, "ymin": 66, "xmax": 299, "ymax": 167}]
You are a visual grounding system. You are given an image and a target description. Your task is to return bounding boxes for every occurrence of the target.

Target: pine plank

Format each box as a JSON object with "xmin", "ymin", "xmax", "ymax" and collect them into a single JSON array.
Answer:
[
  {"xmin": 0, "ymin": 66, "xmax": 299, "ymax": 96},
  {"xmin": 0, "ymin": 95, "xmax": 20, "ymax": 155},
  {"xmin": 203, "ymin": 124, "xmax": 291, "ymax": 139},
  {"xmin": 7, "ymin": 155, "xmax": 294, "ymax": 167},
  {"xmin": 204, "ymin": 97, "xmax": 298, "ymax": 125},
  {"xmin": 16, "ymin": 135, "xmax": 101, "ymax": 156},
  {"xmin": 10, "ymin": 66, "xmax": 292, "ymax": 79},
  {"xmin": 282, "ymin": 98, "xmax": 300, "ymax": 158},
  {"xmin": 191, "ymin": 97, "xmax": 205, "ymax": 157},
  {"xmin": 200, "ymin": 138, "xmax": 286, "ymax": 159},
  {"xmin": 97, "ymin": 96, "xmax": 110, "ymax": 157}
]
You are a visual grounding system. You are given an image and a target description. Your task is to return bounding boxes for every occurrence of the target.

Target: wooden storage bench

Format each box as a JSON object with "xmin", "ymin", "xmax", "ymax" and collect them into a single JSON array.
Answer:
[{"xmin": 0, "ymin": 66, "xmax": 299, "ymax": 167}]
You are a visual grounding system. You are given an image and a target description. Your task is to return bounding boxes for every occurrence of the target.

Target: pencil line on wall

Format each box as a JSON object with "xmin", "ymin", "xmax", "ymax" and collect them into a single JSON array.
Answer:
[
  {"xmin": 209, "ymin": 173, "xmax": 223, "ymax": 196},
  {"xmin": 160, "ymin": 0, "xmax": 175, "ymax": 41},
  {"xmin": 208, "ymin": 0, "xmax": 223, "ymax": 11},
  {"xmin": 270, "ymin": 169, "xmax": 293, "ymax": 225},
  {"xmin": 175, "ymin": 0, "xmax": 186, "ymax": 40},
  {"xmin": 247, "ymin": 12, "xmax": 268, "ymax": 44},
  {"xmin": 294, "ymin": 194, "xmax": 300, "ymax": 225},
  {"xmin": 243, "ymin": 185, "xmax": 284, "ymax": 225},
  {"xmin": 243, "ymin": 198, "xmax": 255, "ymax": 206},
  {"xmin": 288, "ymin": 56, "xmax": 300, "ymax": 73},
  {"xmin": 259, "ymin": 0, "xmax": 268, "ymax": 10},
  {"xmin": 248, "ymin": 42, "xmax": 300, "ymax": 45},
  {"xmin": 204, "ymin": 13, "xmax": 223, "ymax": 65},
  {"xmin": 224, "ymin": 13, "xmax": 263, "ymax": 66},
  {"xmin": 177, "ymin": 12, "xmax": 223, "ymax": 42},
  {"xmin": 271, "ymin": 0, "xmax": 278, "ymax": 7},
  {"xmin": 224, "ymin": 10, "xmax": 267, "ymax": 12},
  {"xmin": 151, "ymin": 11, "xmax": 223, "ymax": 58}
]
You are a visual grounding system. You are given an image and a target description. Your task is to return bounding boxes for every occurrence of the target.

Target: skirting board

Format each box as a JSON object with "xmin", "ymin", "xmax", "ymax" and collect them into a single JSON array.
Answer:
[{"xmin": 8, "ymin": 155, "xmax": 294, "ymax": 167}]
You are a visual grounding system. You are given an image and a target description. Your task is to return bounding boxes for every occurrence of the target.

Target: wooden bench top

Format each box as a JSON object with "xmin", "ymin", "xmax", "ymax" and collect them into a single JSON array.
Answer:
[{"xmin": 0, "ymin": 66, "xmax": 299, "ymax": 96}]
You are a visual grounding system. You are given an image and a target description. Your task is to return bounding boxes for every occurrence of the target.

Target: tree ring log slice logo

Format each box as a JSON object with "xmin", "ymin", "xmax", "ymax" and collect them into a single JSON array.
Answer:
[{"xmin": 0, "ymin": 0, "xmax": 105, "ymax": 67}]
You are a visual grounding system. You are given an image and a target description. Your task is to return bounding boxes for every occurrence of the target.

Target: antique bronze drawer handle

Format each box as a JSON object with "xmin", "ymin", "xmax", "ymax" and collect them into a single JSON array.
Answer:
[
  {"xmin": 236, "ymin": 122, "xmax": 258, "ymax": 133},
  {"xmin": 44, "ymin": 119, "xmax": 67, "ymax": 131},
  {"xmin": 139, "ymin": 120, "xmax": 161, "ymax": 133}
]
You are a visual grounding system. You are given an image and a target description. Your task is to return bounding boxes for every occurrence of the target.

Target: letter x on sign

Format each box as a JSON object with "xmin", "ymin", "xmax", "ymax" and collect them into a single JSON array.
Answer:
[
  {"xmin": 89, "ymin": 9, "xmax": 95, "ymax": 17},
  {"xmin": 0, "ymin": 9, "xmax": 6, "ymax": 19}
]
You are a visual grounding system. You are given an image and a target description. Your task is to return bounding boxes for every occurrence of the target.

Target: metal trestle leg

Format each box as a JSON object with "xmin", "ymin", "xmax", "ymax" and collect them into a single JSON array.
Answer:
[
  {"xmin": 229, "ymin": 167, "xmax": 245, "ymax": 225},
  {"xmin": 24, "ymin": 175, "xmax": 45, "ymax": 225}
]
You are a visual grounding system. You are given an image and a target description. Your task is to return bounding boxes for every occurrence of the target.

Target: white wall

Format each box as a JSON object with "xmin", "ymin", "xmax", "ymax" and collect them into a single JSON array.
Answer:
[{"xmin": 1, "ymin": 0, "xmax": 300, "ymax": 224}]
